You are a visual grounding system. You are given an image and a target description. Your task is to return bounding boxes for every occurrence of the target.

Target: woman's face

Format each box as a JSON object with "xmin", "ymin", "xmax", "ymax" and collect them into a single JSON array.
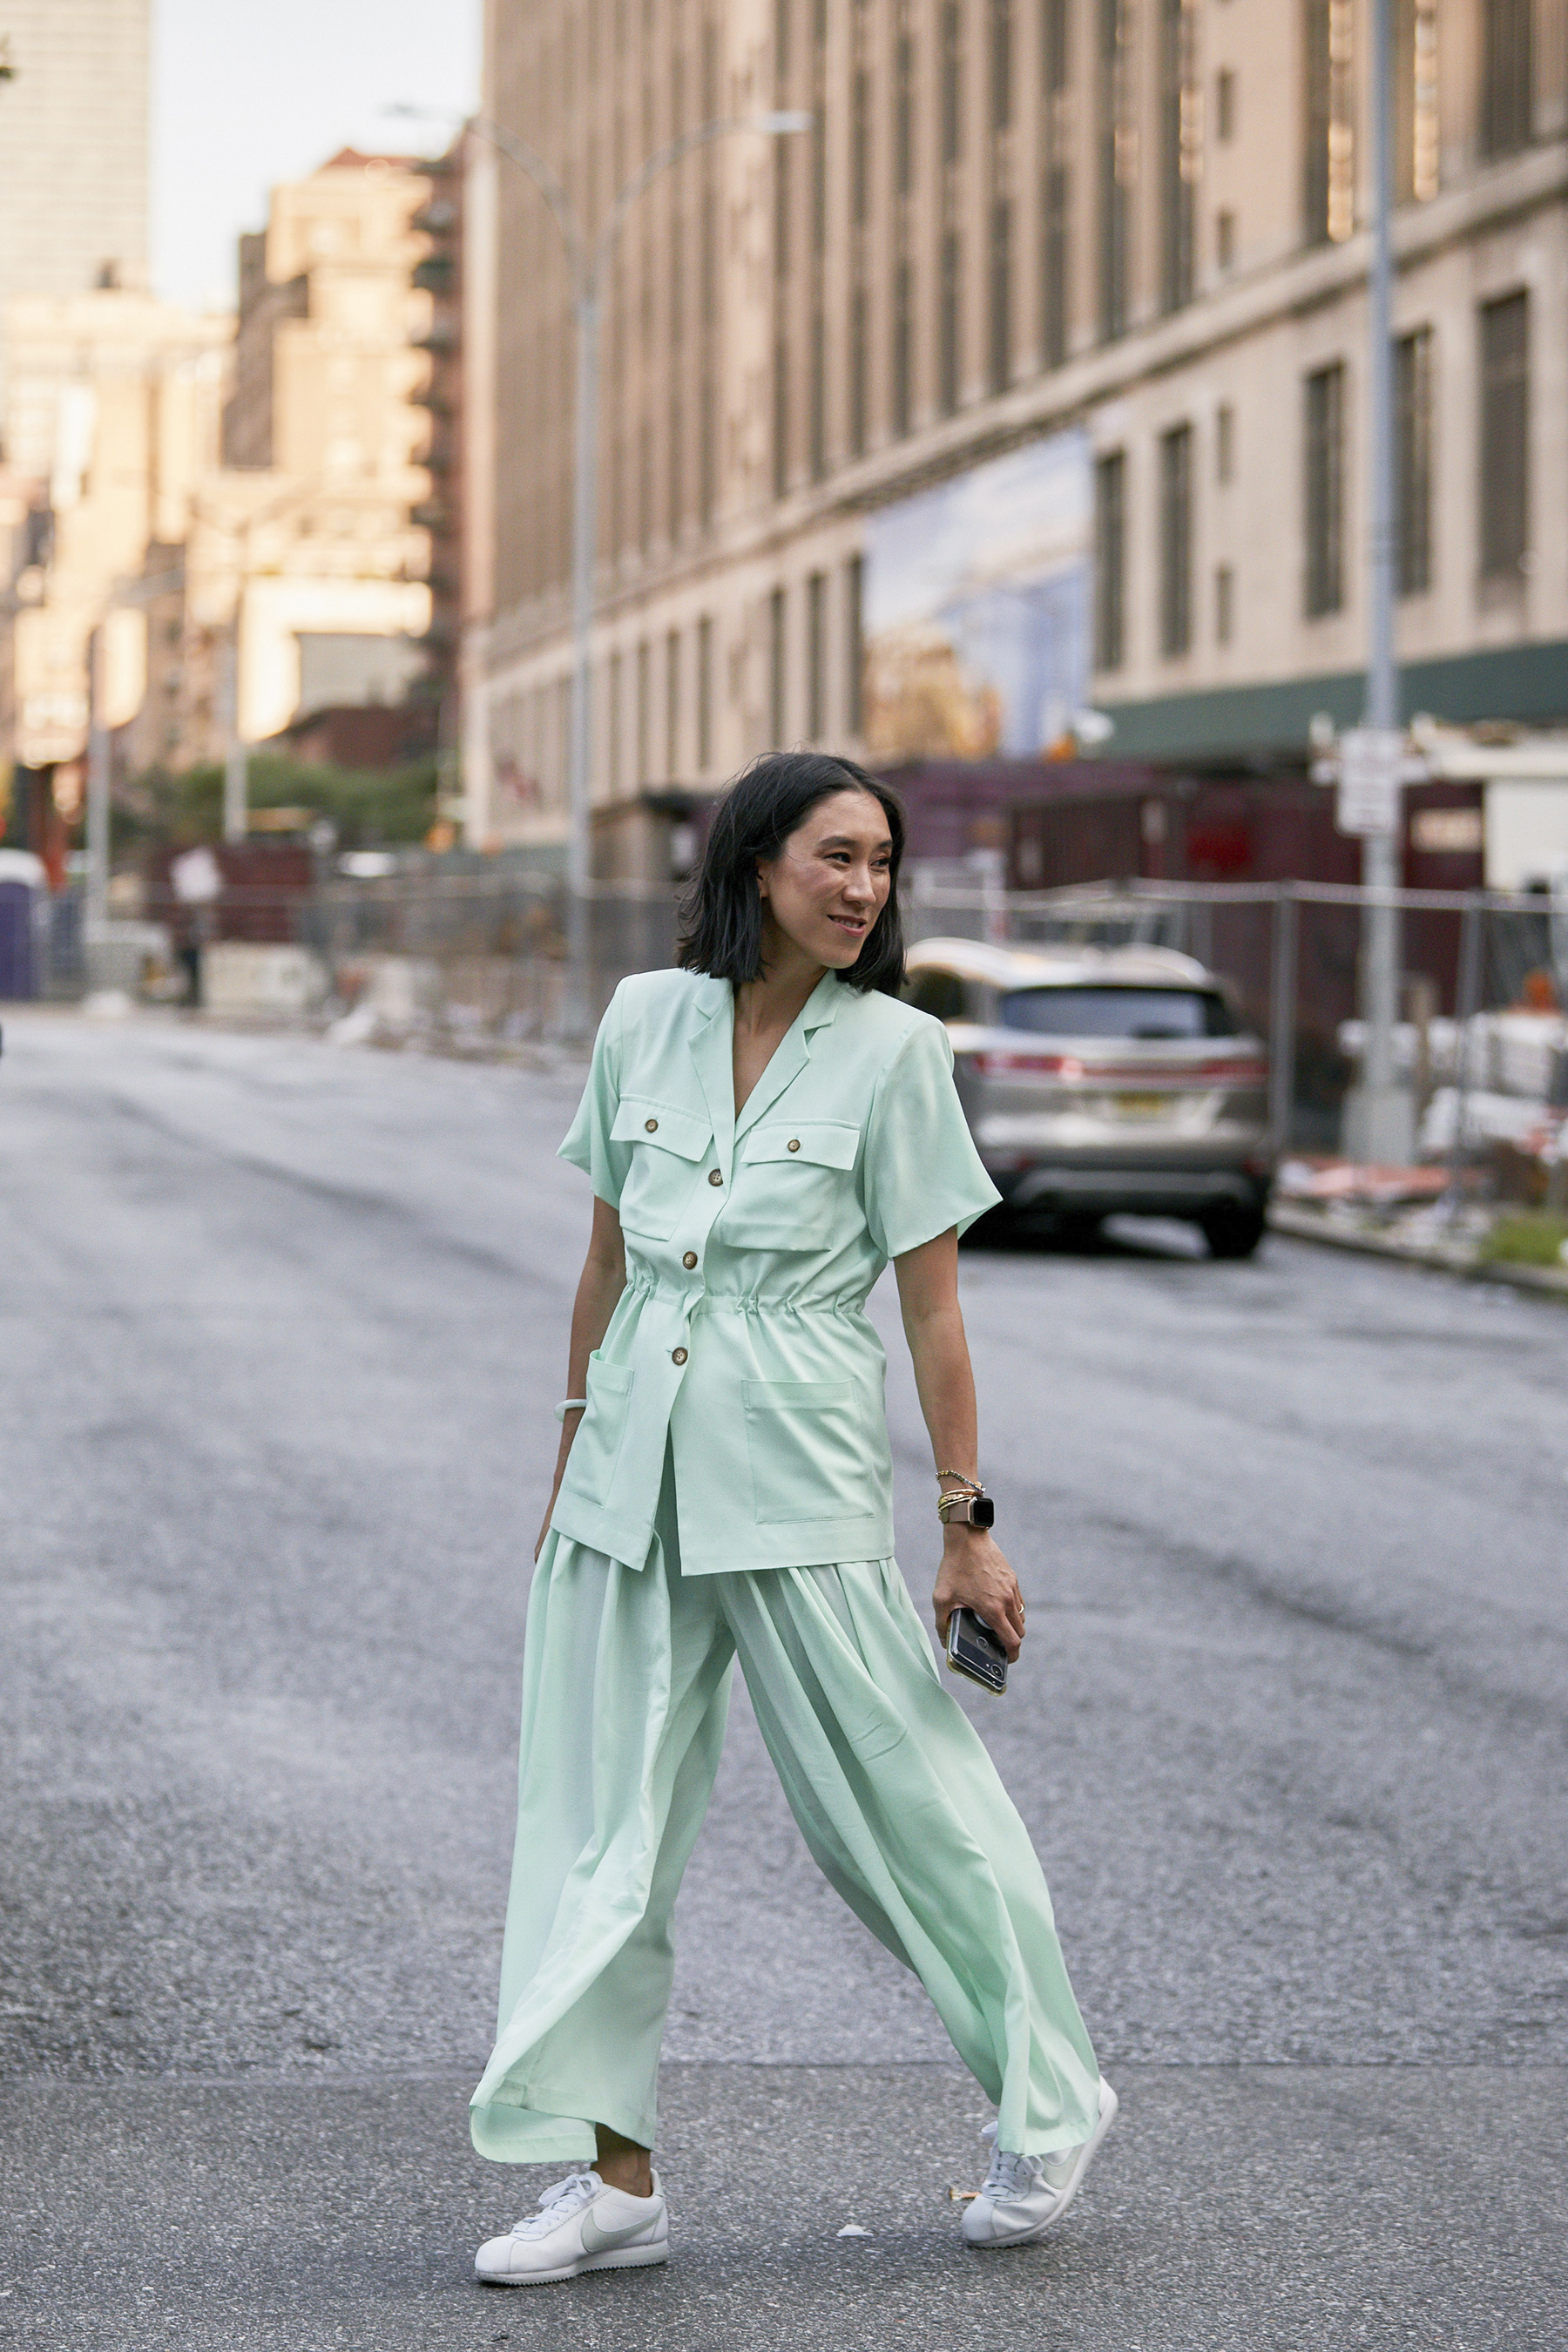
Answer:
[{"xmin": 756, "ymin": 788, "xmax": 894, "ymax": 971}]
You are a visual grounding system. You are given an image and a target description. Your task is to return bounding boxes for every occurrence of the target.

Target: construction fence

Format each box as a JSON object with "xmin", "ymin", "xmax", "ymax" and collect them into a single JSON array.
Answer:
[{"xmin": 48, "ymin": 862, "xmax": 1568, "ymax": 1179}]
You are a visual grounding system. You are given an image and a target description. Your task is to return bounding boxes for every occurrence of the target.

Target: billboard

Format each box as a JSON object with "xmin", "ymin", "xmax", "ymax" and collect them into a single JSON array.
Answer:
[{"xmin": 862, "ymin": 428, "xmax": 1092, "ymax": 763}]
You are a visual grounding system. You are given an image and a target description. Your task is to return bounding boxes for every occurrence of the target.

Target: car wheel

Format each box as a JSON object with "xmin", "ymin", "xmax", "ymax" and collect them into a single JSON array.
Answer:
[
  {"xmin": 1200, "ymin": 1206, "xmax": 1267, "ymax": 1260},
  {"xmin": 1054, "ymin": 1212, "xmax": 1105, "ymax": 1249}
]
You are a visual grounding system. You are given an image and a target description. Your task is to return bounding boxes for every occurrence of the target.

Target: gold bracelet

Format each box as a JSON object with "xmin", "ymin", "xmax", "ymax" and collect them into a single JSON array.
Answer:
[{"xmin": 934, "ymin": 1468, "xmax": 980, "ymax": 1486}]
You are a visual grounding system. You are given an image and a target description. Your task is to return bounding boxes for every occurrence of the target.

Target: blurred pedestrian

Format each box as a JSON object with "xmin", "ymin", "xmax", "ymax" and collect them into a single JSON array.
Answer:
[{"xmin": 470, "ymin": 752, "xmax": 1115, "ymax": 2287}]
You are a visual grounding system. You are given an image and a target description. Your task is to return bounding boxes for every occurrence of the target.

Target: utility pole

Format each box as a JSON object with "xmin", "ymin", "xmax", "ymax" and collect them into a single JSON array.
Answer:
[
  {"xmin": 84, "ymin": 629, "xmax": 110, "ymax": 944},
  {"xmin": 390, "ymin": 103, "xmax": 811, "ymax": 1042},
  {"xmin": 1341, "ymin": 0, "xmax": 1415, "ymax": 1164},
  {"xmin": 222, "ymin": 634, "xmax": 247, "ymax": 844}
]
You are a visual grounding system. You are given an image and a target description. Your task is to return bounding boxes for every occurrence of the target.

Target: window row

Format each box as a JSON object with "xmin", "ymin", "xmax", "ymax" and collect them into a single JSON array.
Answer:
[
  {"xmin": 494, "ymin": 555, "xmax": 867, "ymax": 804},
  {"xmin": 1093, "ymin": 290, "xmax": 1531, "ymax": 672}
]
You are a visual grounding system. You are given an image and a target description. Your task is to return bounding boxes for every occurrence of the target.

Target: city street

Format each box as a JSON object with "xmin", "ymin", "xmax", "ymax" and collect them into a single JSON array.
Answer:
[{"xmin": 3, "ymin": 1009, "xmax": 1565, "ymax": 2351}]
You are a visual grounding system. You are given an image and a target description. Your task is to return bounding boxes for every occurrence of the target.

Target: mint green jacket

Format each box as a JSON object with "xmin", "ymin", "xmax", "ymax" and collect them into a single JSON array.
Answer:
[{"xmin": 548, "ymin": 966, "xmax": 1000, "ymax": 1576}]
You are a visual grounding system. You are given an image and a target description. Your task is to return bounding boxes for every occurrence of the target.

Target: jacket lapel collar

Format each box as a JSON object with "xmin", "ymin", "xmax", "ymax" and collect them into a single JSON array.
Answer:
[
  {"xmin": 733, "ymin": 973, "xmax": 843, "ymax": 1144},
  {"xmin": 688, "ymin": 977, "xmax": 736, "ymax": 1166}
]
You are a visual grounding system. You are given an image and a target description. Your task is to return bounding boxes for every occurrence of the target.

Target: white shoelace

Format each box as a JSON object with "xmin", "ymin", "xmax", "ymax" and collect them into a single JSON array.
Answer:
[{"xmin": 509, "ymin": 2171, "xmax": 600, "ymax": 2239}]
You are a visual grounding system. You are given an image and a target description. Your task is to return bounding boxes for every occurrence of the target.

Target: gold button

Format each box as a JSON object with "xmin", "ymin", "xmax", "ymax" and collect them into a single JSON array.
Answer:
[
  {"xmin": 707, "ymin": 1168, "xmax": 723, "ymax": 1186},
  {"xmin": 682, "ymin": 1250, "xmax": 698, "ymax": 1269},
  {"xmin": 645, "ymin": 1117, "xmax": 659, "ymax": 1132},
  {"xmin": 672, "ymin": 1346, "xmax": 688, "ymax": 1365},
  {"xmin": 787, "ymin": 1138, "xmax": 801, "ymax": 1152}
]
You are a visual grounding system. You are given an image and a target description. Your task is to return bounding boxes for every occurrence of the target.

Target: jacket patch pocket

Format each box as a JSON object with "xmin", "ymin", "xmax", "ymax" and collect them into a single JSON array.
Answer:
[
  {"xmin": 742, "ymin": 1378, "xmax": 866, "ymax": 1524},
  {"xmin": 558, "ymin": 1352, "xmax": 635, "ymax": 1507},
  {"xmin": 611, "ymin": 1097, "xmax": 713, "ymax": 1240},
  {"xmin": 725, "ymin": 1119, "xmax": 861, "ymax": 1251}
]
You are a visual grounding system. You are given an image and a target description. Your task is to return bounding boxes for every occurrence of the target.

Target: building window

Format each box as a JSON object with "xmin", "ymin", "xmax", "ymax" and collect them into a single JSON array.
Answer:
[
  {"xmin": 1481, "ymin": 0, "xmax": 1531, "ymax": 159},
  {"xmin": 810, "ymin": 308, "xmax": 827, "ymax": 477},
  {"xmin": 1215, "ymin": 66, "xmax": 1234, "ymax": 141},
  {"xmin": 773, "ymin": 336, "xmax": 789, "ymax": 497},
  {"xmin": 988, "ymin": 199, "xmax": 1011, "ymax": 393},
  {"xmin": 699, "ymin": 371, "xmax": 716, "ymax": 530},
  {"xmin": 769, "ymin": 585, "xmax": 787, "ymax": 745},
  {"xmin": 1041, "ymin": 0, "xmax": 1070, "ymax": 367},
  {"xmin": 1159, "ymin": 0, "xmax": 1200, "ymax": 313},
  {"xmin": 1216, "ymin": 401, "xmax": 1234, "ymax": 483},
  {"xmin": 845, "ymin": 551, "xmax": 864, "ymax": 731},
  {"xmin": 1098, "ymin": 0, "xmax": 1132, "ymax": 339},
  {"xmin": 1303, "ymin": 361, "xmax": 1345, "ymax": 617},
  {"xmin": 807, "ymin": 570, "xmax": 827, "ymax": 738},
  {"xmin": 942, "ymin": 3, "xmax": 964, "ymax": 166},
  {"xmin": 1303, "ymin": 0, "xmax": 1355, "ymax": 247},
  {"xmin": 896, "ymin": 29, "xmax": 916, "ymax": 195},
  {"xmin": 990, "ymin": 0, "xmax": 1012, "ymax": 128},
  {"xmin": 939, "ymin": 229, "xmax": 962, "ymax": 412},
  {"xmin": 697, "ymin": 615, "xmax": 713, "ymax": 769},
  {"xmin": 1093, "ymin": 448, "xmax": 1125, "ymax": 670},
  {"xmin": 774, "ymin": 136, "xmax": 793, "ymax": 280},
  {"xmin": 636, "ymin": 639, "xmax": 651, "ymax": 782},
  {"xmin": 1478, "ymin": 290, "xmax": 1529, "ymax": 578},
  {"xmin": 853, "ymin": 68, "xmax": 872, "ymax": 221},
  {"xmin": 1159, "ymin": 422, "xmax": 1193, "ymax": 657},
  {"xmin": 1395, "ymin": 326, "xmax": 1433, "ymax": 596},
  {"xmin": 1216, "ymin": 209, "xmax": 1235, "ymax": 271},
  {"xmin": 608, "ymin": 647, "xmax": 624, "ymax": 791},
  {"xmin": 849, "ymin": 282, "xmax": 868, "ymax": 456},
  {"xmin": 1396, "ymin": 0, "xmax": 1439, "ymax": 200},
  {"xmin": 666, "ymin": 628, "xmax": 681, "ymax": 776},
  {"xmin": 892, "ymin": 260, "xmax": 914, "ymax": 435},
  {"xmin": 1215, "ymin": 563, "xmax": 1233, "ymax": 645}
]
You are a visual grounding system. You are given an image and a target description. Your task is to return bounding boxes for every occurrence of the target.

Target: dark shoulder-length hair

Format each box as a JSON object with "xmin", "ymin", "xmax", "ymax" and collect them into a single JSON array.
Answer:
[{"xmin": 678, "ymin": 751, "xmax": 907, "ymax": 996}]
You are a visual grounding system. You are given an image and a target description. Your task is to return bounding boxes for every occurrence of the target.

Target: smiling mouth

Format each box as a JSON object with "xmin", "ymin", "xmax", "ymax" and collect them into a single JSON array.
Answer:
[{"xmin": 830, "ymin": 912, "xmax": 868, "ymax": 933}]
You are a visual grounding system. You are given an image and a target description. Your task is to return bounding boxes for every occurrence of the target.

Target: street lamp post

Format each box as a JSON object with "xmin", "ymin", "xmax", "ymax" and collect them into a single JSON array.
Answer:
[
  {"xmin": 394, "ymin": 102, "xmax": 811, "ymax": 1040},
  {"xmin": 1342, "ymin": 0, "xmax": 1416, "ymax": 1163}
]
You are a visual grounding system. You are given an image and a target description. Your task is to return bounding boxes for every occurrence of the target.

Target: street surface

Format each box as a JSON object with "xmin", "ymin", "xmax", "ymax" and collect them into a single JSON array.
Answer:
[{"xmin": 3, "ymin": 1009, "xmax": 1565, "ymax": 2350}]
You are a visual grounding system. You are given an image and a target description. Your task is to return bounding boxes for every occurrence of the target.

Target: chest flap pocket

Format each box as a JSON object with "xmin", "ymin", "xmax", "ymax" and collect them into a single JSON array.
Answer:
[
  {"xmin": 724, "ymin": 1119, "xmax": 862, "ymax": 1251},
  {"xmin": 612, "ymin": 1096, "xmax": 713, "ymax": 1240}
]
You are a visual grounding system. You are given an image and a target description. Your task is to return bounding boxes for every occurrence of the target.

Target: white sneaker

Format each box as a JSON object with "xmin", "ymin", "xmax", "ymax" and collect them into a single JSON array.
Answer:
[
  {"xmin": 961, "ymin": 2080, "xmax": 1119, "ymax": 2248},
  {"xmin": 475, "ymin": 2168, "xmax": 668, "ymax": 2285}
]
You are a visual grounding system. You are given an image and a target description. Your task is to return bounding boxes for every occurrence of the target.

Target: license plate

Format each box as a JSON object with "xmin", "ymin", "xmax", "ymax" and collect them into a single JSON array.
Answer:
[{"xmin": 1112, "ymin": 1092, "xmax": 1170, "ymax": 1119}]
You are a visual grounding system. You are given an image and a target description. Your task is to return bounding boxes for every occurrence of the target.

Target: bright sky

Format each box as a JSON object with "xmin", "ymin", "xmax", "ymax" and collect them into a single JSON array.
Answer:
[{"xmin": 151, "ymin": 0, "xmax": 482, "ymax": 314}]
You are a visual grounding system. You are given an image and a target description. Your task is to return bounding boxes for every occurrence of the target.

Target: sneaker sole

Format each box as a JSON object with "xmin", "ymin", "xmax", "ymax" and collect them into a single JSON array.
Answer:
[
  {"xmin": 476, "ymin": 2240, "xmax": 668, "ymax": 2287},
  {"xmin": 967, "ymin": 2080, "xmax": 1119, "ymax": 2250}
]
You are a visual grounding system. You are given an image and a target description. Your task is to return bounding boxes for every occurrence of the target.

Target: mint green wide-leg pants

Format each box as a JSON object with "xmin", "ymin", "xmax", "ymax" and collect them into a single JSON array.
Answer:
[{"xmin": 470, "ymin": 1475, "xmax": 1101, "ymax": 2167}]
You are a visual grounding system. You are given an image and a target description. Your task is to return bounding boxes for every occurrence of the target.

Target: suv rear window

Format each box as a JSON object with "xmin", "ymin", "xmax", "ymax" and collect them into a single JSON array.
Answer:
[{"xmin": 999, "ymin": 986, "xmax": 1238, "ymax": 1039}]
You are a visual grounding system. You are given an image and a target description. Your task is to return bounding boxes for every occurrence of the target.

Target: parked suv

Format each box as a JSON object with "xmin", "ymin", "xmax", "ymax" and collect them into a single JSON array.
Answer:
[{"xmin": 904, "ymin": 937, "xmax": 1274, "ymax": 1257}]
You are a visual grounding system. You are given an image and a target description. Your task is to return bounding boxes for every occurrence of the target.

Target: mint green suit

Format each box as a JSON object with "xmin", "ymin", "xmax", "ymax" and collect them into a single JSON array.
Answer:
[{"xmin": 470, "ymin": 969, "xmax": 1100, "ymax": 2164}]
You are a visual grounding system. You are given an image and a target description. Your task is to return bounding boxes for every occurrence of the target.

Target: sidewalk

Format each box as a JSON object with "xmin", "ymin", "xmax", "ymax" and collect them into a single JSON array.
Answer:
[{"xmin": 1269, "ymin": 1200, "xmax": 1568, "ymax": 1302}]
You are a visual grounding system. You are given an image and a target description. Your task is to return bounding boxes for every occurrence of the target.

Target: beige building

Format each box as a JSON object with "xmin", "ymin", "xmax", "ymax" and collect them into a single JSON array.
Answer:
[
  {"xmin": 217, "ymin": 149, "xmax": 438, "ymax": 747},
  {"xmin": 0, "ymin": 0, "xmax": 150, "ymax": 414},
  {"xmin": 0, "ymin": 148, "xmax": 444, "ymax": 824},
  {"xmin": 3, "ymin": 290, "xmax": 230, "ymax": 794},
  {"xmin": 464, "ymin": 0, "xmax": 1568, "ymax": 872}
]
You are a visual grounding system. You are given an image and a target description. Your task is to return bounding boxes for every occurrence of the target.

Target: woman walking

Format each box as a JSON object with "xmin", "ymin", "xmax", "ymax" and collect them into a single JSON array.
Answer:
[{"xmin": 471, "ymin": 753, "xmax": 1114, "ymax": 2285}]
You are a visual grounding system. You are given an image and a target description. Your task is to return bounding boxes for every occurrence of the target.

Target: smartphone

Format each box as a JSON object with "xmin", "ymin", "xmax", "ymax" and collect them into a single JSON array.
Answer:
[{"xmin": 945, "ymin": 1606, "xmax": 1009, "ymax": 1697}]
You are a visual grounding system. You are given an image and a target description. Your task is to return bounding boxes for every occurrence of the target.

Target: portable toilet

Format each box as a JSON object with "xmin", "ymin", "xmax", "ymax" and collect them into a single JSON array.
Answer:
[{"xmin": 0, "ymin": 849, "xmax": 45, "ymax": 999}]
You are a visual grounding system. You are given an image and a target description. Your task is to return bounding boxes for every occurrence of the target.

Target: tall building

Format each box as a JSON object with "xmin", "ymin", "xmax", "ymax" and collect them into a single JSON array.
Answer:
[
  {"xmin": 0, "ymin": 0, "xmax": 150, "ymax": 416},
  {"xmin": 3, "ymin": 289, "xmax": 229, "ymax": 805},
  {"xmin": 465, "ymin": 0, "xmax": 1568, "ymax": 882},
  {"xmin": 217, "ymin": 150, "xmax": 438, "ymax": 747}
]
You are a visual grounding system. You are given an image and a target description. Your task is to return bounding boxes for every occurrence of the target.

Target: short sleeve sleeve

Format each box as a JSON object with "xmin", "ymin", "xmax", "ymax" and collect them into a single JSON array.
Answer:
[
  {"xmin": 862, "ymin": 1017, "xmax": 1001, "ymax": 1260},
  {"xmin": 558, "ymin": 987, "xmax": 632, "ymax": 1208}
]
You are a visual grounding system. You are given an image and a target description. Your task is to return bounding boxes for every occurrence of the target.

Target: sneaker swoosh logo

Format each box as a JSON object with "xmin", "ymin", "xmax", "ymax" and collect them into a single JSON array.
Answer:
[{"xmin": 580, "ymin": 2207, "xmax": 659, "ymax": 2255}]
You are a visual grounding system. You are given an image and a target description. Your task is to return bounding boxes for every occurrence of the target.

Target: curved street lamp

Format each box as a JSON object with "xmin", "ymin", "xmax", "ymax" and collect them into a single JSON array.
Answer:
[{"xmin": 391, "ymin": 102, "xmax": 812, "ymax": 1037}]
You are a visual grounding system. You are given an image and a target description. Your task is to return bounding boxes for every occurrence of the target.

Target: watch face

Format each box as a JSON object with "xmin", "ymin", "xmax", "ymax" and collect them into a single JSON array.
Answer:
[{"xmin": 972, "ymin": 1494, "xmax": 995, "ymax": 1528}]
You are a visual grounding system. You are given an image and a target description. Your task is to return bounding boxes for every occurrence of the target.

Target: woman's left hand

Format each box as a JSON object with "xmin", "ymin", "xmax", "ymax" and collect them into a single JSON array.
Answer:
[{"xmin": 932, "ymin": 1529, "xmax": 1026, "ymax": 1661}]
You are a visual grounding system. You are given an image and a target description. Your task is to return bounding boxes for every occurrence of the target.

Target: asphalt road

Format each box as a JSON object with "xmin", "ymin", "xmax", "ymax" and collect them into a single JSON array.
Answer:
[{"xmin": 2, "ymin": 1009, "xmax": 1565, "ymax": 2351}]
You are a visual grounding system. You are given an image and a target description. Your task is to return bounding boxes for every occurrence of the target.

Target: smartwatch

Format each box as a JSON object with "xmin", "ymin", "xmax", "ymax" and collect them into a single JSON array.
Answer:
[{"xmin": 938, "ymin": 1489, "xmax": 995, "ymax": 1529}]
